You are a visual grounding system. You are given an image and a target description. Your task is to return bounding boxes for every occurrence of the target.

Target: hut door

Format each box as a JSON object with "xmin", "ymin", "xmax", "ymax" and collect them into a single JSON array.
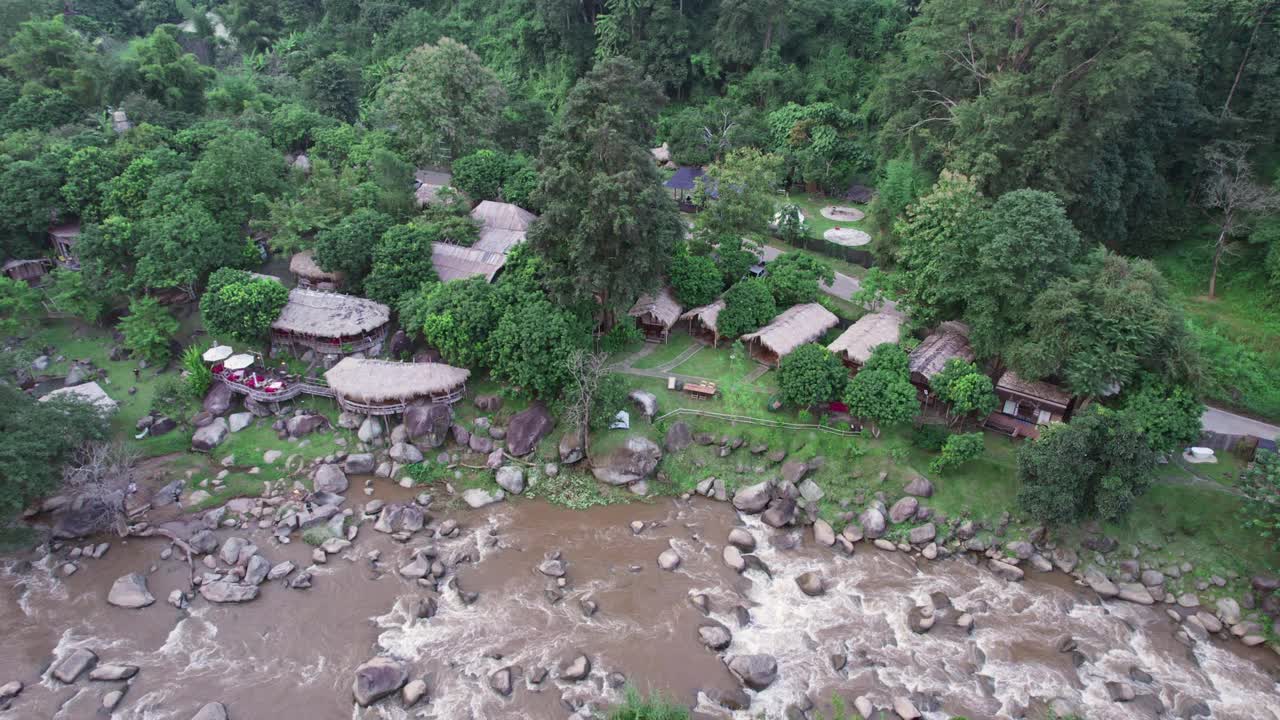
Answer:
[{"xmin": 1002, "ymin": 399, "xmax": 1018, "ymax": 415}]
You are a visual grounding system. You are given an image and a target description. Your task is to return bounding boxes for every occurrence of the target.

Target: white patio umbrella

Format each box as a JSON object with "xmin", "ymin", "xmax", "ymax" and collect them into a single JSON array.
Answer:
[
  {"xmin": 202, "ymin": 345, "xmax": 233, "ymax": 363},
  {"xmin": 224, "ymin": 353, "xmax": 255, "ymax": 371}
]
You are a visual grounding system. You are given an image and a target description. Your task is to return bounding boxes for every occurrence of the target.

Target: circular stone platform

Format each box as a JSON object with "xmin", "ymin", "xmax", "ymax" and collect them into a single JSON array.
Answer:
[
  {"xmin": 824, "ymin": 227, "xmax": 872, "ymax": 247},
  {"xmin": 820, "ymin": 205, "xmax": 866, "ymax": 223}
]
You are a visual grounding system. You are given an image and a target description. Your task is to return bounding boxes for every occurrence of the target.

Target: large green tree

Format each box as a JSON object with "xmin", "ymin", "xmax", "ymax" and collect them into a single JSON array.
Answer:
[
  {"xmin": 400, "ymin": 277, "xmax": 500, "ymax": 369},
  {"xmin": 765, "ymin": 253, "xmax": 835, "ymax": 306},
  {"xmin": 313, "ymin": 208, "xmax": 396, "ymax": 292},
  {"xmin": 694, "ymin": 147, "xmax": 785, "ymax": 238},
  {"xmin": 777, "ymin": 343, "xmax": 847, "ymax": 408},
  {"xmin": 364, "ymin": 223, "xmax": 441, "ymax": 307},
  {"xmin": 528, "ymin": 57, "xmax": 683, "ymax": 315},
  {"xmin": 132, "ymin": 27, "xmax": 214, "ymax": 112},
  {"xmin": 200, "ymin": 268, "xmax": 289, "ymax": 345},
  {"xmin": 718, "ymin": 278, "xmax": 777, "ymax": 338},
  {"xmin": 929, "ymin": 358, "xmax": 998, "ymax": 426},
  {"xmin": 843, "ymin": 344, "xmax": 918, "ymax": 437},
  {"xmin": 0, "ymin": 383, "xmax": 109, "ymax": 520}
]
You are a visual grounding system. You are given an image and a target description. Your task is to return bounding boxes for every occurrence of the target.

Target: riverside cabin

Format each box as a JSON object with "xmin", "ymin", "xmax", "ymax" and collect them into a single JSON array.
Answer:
[
  {"xmin": 324, "ymin": 358, "xmax": 470, "ymax": 414},
  {"xmin": 984, "ymin": 370, "xmax": 1076, "ymax": 439},
  {"xmin": 270, "ymin": 288, "xmax": 391, "ymax": 358},
  {"xmin": 907, "ymin": 329, "xmax": 975, "ymax": 398},
  {"xmin": 680, "ymin": 299, "xmax": 726, "ymax": 347},
  {"xmin": 741, "ymin": 303, "xmax": 839, "ymax": 367},
  {"xmin": 627, "ymin": 287, "xmax": 683, "ymax": 343}
]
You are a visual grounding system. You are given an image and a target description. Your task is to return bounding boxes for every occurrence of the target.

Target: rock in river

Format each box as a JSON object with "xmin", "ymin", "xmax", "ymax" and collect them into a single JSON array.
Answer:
[
  {"xmin": 199, "ymin": 581, "xmax": 259, "ymax": 604},
  {"xmin": 559, "ymin": 653, "xmax": 591, "ymax": 682},
  {"xmin": 107, "ymin": 573, "xmax": 154, "ymax": 609},
  {"xmin": 658, "ymin": 548, "xmax": 681, "ymax": 571},
  {"xmin": 192, "ymin": 703, "xmax": 228, "ymax": 720},
  {"xmin": 728, "ymin": 654, "xmax": 778, "ymax": 690},
  {"xmin": 732, "ymin": 481, "xmax": 771, "ymax": 514},
  {"xmin": 313, "ymin": 464, "xmax": 348, "ymax": 494},
  {"xmin": 353, "ymin": 656, "xmax": 408, "ymax": 707},
  {"xmin": 462, "ymin": 488, "xmax": 505, "ymax": 508},
  {"xmin": 796, "ymin": 572, "xmax": 825, "ymax": 596},
  {"xmin": 50, "ymin": 648, "xmax": 97, "ymax": 683}
]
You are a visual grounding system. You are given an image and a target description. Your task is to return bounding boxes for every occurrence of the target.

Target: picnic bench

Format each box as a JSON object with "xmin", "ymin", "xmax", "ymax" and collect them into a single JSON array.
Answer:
[{"xmin": 682, "ymin": 380, "xmax": 718, "ymax": 399}]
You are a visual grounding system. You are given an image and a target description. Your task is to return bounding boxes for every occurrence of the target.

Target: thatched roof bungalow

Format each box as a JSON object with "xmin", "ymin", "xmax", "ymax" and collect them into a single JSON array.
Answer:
[
  {"xmin": 431, "ymin": 242, "xmax": 507, "ymax": 283},
  {"xmin": 741, "ymin": 303, "xmax": 839, "ymax": 366},
  {"xmin": 827, "ymin": 311, "xmax": 903, "ymax": 371},
  {"xmin": 984, "ymin": 370, "xmax": 1076, "ymax": 439},
  {"xmin": 907, "ymin": 331, "xmax": 974, "ymax": 388},
  {"xmin": 270, "ymin": 288, "xmax": 391, "ymax": 357},
  {"xmin": 324, "ymin": 358, "xmax": 470, "ymax": 414},
  {"xmin": 680, "ymin": 299, "xmax": 725, "ymax": 346},
  {"xmin": 470, "ymin": 200, "xmax": 537, "ymax": 254},
  {"xmin": 628, "ymin": 287, "xmax": 682, "ymax": 342},
  {"xmin": 290, "ymin": 250, "xmax": 344, "ymax": 291}
]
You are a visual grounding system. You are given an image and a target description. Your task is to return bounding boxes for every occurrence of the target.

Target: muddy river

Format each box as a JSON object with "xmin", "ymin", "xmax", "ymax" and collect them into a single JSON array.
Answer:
[{"xmin": 2, "ymin": 495, "xmax": 1277, "ymax": 720}]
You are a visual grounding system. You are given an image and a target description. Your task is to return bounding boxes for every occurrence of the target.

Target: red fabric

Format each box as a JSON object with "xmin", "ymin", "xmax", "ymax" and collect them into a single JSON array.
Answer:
[
  {"xmin": 211, "ymin": 363, "xmax": 224, "ymax": 374},
  {"xmin": 829, "ymin": 401, "xmax": 849, "ymax": 413}
]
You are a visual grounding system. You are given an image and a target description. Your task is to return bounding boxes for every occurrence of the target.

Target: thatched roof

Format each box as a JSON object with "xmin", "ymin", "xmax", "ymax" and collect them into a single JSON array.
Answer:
[
  {"xmin": 470, "ymin": 201, "xmax": 536, "ymax": 232},
  {"xmin": 324, "ymin": 358, "xmax": 470, "ymax": 404},
  {"xmin": 628, "ymin": 287, "xmax": 682, "ymax": 329},
  {"xmin": 3, "ymin": 258, "xmax": 47, "ymax": 271},
  {"xmin": 827, "ymin": 312, "xmax": 903, "ymax": 365},
  {"xmin": 415, "ymin": 183, "xmax": 444, "ymax": 207},
  {"xmin": 40, "ymin": 381, "xmax": 118, "ymax": 414},
  {"xmin": 651, "ymin": 143, "xmax": 671, "ymax": 164},
  {"xmin": 271, "ymin": 288, "xmax": 390, "ymax": 337},
  {"xmin": 997, "ymin": 370, "xmax": 1072, "ymax": 408},
  {"xmin": 908, "ymin": 331, "xmax": 974, "ymax": 381},
  {"xmin": 680, "ymin": 299, "xmax": 725, "ymax": 333},
  {"xmin": 431, "ymin": 242, "xmax": 506, "ymax": 283},
  {"xmin": 474, "ymin": 227, "xmax": 527, "ymax": 254},
  {"xmin": 742, "ymin": 303, "xmax": 839, "ymax": 358},
  {"xmin": 289, "ymin": 250, "xmax": 344, "ymax": 283}
]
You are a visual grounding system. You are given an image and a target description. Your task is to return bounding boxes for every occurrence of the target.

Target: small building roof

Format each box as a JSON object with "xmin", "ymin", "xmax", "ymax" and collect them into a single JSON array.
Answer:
[
  {"xmin": 843, "ymin": 184, "xmax": 876, "ymax": 204},
  {"xmin": 473, "ymin": 227, "xmax": 526, "ymax": 254},
  {"xmin": 680, "ymin": 299, "xmax": 725, "ymax": 333},
  {"xmin": 49, "ymin": 222, "xmax": 81, "ymax": 241},
  {"xmin": 324, "ymin": 358, "xmax": 470, "ymax": 405},
  {"xmin": 40, "ymin": 381, "xmax": 118, "ymax": 415},
  {"xmin": 289, "ymin": 250, "xmax": 344, "ymax": 284},
  {"xmin": 827, "ymin": 312, "xmax": 903, "ymax": 365},
  {"xmin": 3, "ymin": 258, "xmax": 48, "ymax": 271},
  {"xmin": 996, "ymin": 370, "xmax": 1073, "ymax": 409},
  {"xmin": 415, "ymin": 183, "xmax": 445, "ymax": 207},
  {"xmin": 431, "ymin": 242, "xmax": 506, "ymax": 283},
  {"xmin": 908, "ymin": 331, "xmax": 975, "ymax": 381},
  {"xmin": 271, "ymin": 288, "xmax": 390, "ymax": 337},
  {"xmin": 664, "ymin": 166, "xmax": 705, "ymax": 191},
  {"xmin": 742, "ymin": 303, "xmax": 840, "ymax": 358},
  {"xmin": 628, "ymin": 287, "xmax": 682, "ymax": 330},
  {"xmin": 470, "ymin": 200, "xmax": 536, "ymax": 232},
  {"xmin": 415, "ymin": 168, "xmax": 452, "ymax": 186}
]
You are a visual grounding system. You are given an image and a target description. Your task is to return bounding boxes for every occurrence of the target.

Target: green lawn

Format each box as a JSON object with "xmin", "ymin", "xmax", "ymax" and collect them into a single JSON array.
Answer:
[{"xmin": 631, "ymin": 333, "xmax": 697, "ymax": 370}]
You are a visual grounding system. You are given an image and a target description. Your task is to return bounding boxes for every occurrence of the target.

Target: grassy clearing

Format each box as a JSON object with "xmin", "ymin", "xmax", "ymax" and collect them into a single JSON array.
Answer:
[{"xmin": 631, "ymin": 333, "xmax": 697, "ymax": 370}]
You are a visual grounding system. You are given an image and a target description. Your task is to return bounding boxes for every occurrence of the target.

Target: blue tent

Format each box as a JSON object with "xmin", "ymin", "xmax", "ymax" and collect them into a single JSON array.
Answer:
[{"xmin": 664, "ymin": 166, "xmax": 705, "ymax": 191}]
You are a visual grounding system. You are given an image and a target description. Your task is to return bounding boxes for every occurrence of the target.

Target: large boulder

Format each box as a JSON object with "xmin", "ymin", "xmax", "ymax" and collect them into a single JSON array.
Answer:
[
  {"xmin": 199, "ymin": 581, "xmax": 259, "ymax": 603},
  {"xmin": 404, "ymin": 403, "xmax": 452, "ymax": 447},
  {"xmin": 507, "ymin": 403, "xmax": 554, "ymax": 456},
  {"xmin": 474, "ymin": 394, "xmax": 503, "ymax": 412},
  {"xmin": 51, "ymin": 648, "xmax": 97, "ymax": 683},
  {"xmin": 462, "ymin": 488, "xmax": 505, "ymax": 508},
  {"xmin": 107, "ymin": 573, "xmax": 154, "ymax": 608},
  {"xmin": 202, "ymin": 382, "xmax": 234, "ymax": 416},
  {"xmin": 664, "ymin": 421, "xmax": 693, "ymax": 453},
  {"xmin": 357, "ymin": 416, "xmax": 382, "ymax": 443},
  {"xmin": 727, "ymin": 654, "xmax": 778, "ymax": 690},
  {"xmin": 344, "ymin": 453, "xmax": 376, "ymax": 475},
  {"xmin": 389, "ymin": 442, "xmax": 424, "ymax": 464},
  {"xmin": 352, "ymin": 656, "xmax": 409, "ymax": 707},
  {"xmin": 244, "ymin": 397, "xmax": 272, "ymax": 417},
  {"xmin": 904, "ymin": 476, "xmax": 934, "ymax": 498},
  {"xmin": 313, "ymin": 464, "xmax": 349, "ymax": 494},
  {"xmin": 591, "ymin": 436, "xmax": 662, "ymax": 486},
  {"xmin": 732, "ymin": 481, "xmax": 771, "ymax": 514},
  {"xmin": 192, "ymin": 703, "xmax": 228, "ymax": 720},
  {"xmin": 628, "ymin": 390, "xmax": 658, "ymax": 420},
  {"xmin": 286, "ymin": 413, "xmax": 330, "ymax": 438},
  {"xmin": 559, "ymin": 433, "xmax": 584, "ymax": 464},
  {"xmin": 228, "ymin": 412, "xmax": 253, "ymax": 433},
  {"xmin": 761, "ymin": 497, "xmax": 797, "ymax": 528},
  {"xmin": 858, "ymin": 507, "xmax": 887, "ymax": 539},
  {"xmin": 888, "ymin": 496, "xmax": 919, "ymax": 524},
  {"xmin": 191, "ymin": 418, "xmax": 229, "ymax": 452}
]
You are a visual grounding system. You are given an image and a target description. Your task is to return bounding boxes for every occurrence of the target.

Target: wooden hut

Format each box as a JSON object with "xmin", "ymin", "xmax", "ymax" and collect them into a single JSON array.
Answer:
[
  {"xmin": 628, "ymin": 287, "xmax": 683, "ymax": 343},
  {"xmin": 290, "ymin": 250, "xmax": 344, "ymax": 291},
  {"xmin": 680, "ymin": 299, "xmax": 725, "ymax": 346},
  {"xmin": 470, "ymin": 200, "xmax": 537, "ymax": 254},
  {"xmin": 270, "ymin": 288, "xmax": 391, "ymax": 357},
  {"xmin": 2, "ymin": 258, "xmax": 52, "ymax": 284},
  {"xmin": 984, "ymin": 370, "xmax": 1075, "ymax": 439},
  {"xmin": 414, "ymin": 169, "xmax": 452, "ymax": 208},
  {"xmin": 49, "ymin": 222, "xmax": 81, "ymax": 269},
  {"xmin": 741, "ymin": 303, "xmax": 839, "ymax": 366},
  {"xmin": 324, "ymin": 358, "xmax": 470, "ymax": 415},
  {"xmin": 907, "ymin": 330, "xmax": 975, "ymax": 392},
  {"xmin": 827, "ymin": 312, "xmax": 902, "ymax": 372},
  {"xmin": 431, "ymin": 242, "xmax": 507, "ymax": 283}
]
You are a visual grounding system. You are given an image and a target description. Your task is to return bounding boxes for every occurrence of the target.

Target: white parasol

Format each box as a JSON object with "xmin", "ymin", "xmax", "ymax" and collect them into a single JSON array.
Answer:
[
  {"xmin": 202, "ymin": 345, "xmax": 233, "ymax": 363},
  {"xmin": 224, "ymin": 353, "xmax": 255, "ymax": 371}
]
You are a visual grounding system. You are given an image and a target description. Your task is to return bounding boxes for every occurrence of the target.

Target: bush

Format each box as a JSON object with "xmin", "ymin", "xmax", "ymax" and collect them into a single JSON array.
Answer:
[
  {"xmin": 669, "ymin": 248, "xmax": 723, "ymax": 307},
  {"xmin": 301, "ymin": 526, "xmax": 338, "ymax": 546},
  {"xmin": 1241, "ymin": 450, "xmax": 1280, "ymax": 553},
  {"xmin": 777, "ymin": 343, "xmax": 847, "ymax": 407},
  {"xmin": 151, "ymin": 375, "xmax": 192, "ymax": 422},
  {"xmin": 405, "ymin": 461, "xmax": 451, "ymax": 486},
  {"xmin": 118, "ymin": 296, "xmax": 179, "ymax": 363},
  {"xmin": 718, "ymin": 279, "xmax": 777, "ymax": 338},
  {"xmin": 602, "ymin": 318, "xmax": 645, "ymax": 354},
  {"xmin": 911, "ymin": 423, "xmax": 951, "ymax": 451},
  {"xmin": 606, "ymin": 688, "xmax": 689, "ymax": 720},
  {"xmin": 182, "ymin": 346, "xmax": 213, "ymax": 399},
  {"xmin": 200, "ymin": 268, "xmax": 290, "ymax": 344},
  {"xmin": 930, "ymin": 432, "xmax": 985, "ymax": 474}
]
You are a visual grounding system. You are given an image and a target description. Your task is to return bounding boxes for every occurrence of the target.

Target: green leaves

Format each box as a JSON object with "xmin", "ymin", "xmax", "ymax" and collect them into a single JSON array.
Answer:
[
  {"xmin": 199, "ymin": 268, "xmax": 289, "ymax": 345},
  {"xmin": 668, "ymin": 247, "xmax": 723, "ymax": 307},
  {"xmin": 929, "ymin": 358, "xmax": 997, "ymax": 423},
  {"xmin": 718, "ymin": 279, "xmax": 777, "ymax": 338},
  {"xmin": 765, "ymin": 252, "xmax": 834, "ymax": 306},
  {"xmin": 777, "ymin": 343, "xmax": 847, "ymax": 407},
  {"xmin": 843, "ymin": 344, "xmax": 918, "ymax": 437},
  {"xmin": 118, "ymin": 296, "xmax": 179, "ymax": 363}
]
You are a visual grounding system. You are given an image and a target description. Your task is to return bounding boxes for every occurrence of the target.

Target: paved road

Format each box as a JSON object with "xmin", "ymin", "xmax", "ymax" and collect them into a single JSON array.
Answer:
[{"xmin": 1201, "ymin": 407, "xmax": 1279, "ymax": 440}]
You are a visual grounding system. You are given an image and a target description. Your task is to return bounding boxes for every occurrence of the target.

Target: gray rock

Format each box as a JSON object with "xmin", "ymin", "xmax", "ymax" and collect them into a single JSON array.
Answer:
[
  {"xmin": 629, "ymin": 389, "xmax": 658, "ymax": 419},
  {"xmin": 761, "ymin": 497, "xmax": 797, "ymax": 527},
  {"xmin": 728, "ymin": 528, "xmax": 756, "ymax": 552},
  {"xmin": 664, "ymin": 421, "xmax": 693, "ymax": 453},
  {"xmin": 403, "ymin": 679, "xmax": 428, "ymax": 707},
  {"xmin": 727, "ymin": 654, "xmax": 777, "ymax": 690},
  {"xmin": 506, "ymin": 403, "xmax": 554, "ymax": 456},
  {"xmin": 389, "ymin": 442, "xmax": 424, "ymax": 464},
  {"xmin": 1085, "ymin": 568, "xmax": 1119, "ymax": 598},
  {"xmin": 489, "ymin": 666, "xmax": 514, "ymax": 696},
  {"xmin": 468, "ymin": 433, "xmax": 494, "ymax": 454},
  {"xmin": 462, "ymin": 488, "xmax": 505, "ymax": 508},
  {"xmin": 723, "ymin": 545, "xmax": 746, "ymax": 573},
  {"xmin": 191, "ymin": 418, "xmax": 230, "ymax": 451},
  {"xmin": 199, "ymin": 581, "xmax": 259, "ymax": 603},
  {"xmin": 313, "ymin": 464, "xmax": 349, "ymax": 494},
  {"xmin": 988, "ymin": 559, "xmax": 1024, "ymax": 582},
  {"xmin": 352, "ymin": 656, "xmax": 408, "ymax": 706},
  {"xmin": 344, "ymin": 453, "xmax": 375, "ymax": 475},
  {"xmin": 1052, "ymin": 547, "xmax": 1079, "ymax": 573},
  {"xmin": 357, "ymin": 416, "xmax": 382, "ymax": 443},
  {"xmin": 1117, "ymin": 583, "xmax": 1155, "ymax": 605},
  {"xmin": 495, "ymin": 466, "xmax": 525, "ymax": 494},
  {"xmin": 699, "ymin": 622, "xmax": 732, "ymax": 651},
  {"xmin": 244, "ymin": 555, "xmax": 271, "ymax": 585},
  {"xmin": 904, "ymin": 476, "xmax": 934, "ymax": 497},
  {"xmin": 908, "ymin": 523, "xmax": 936, "ymax": 545},
  {"xmin": 1140, "ymin": 569, "xmax": 1165, "ymax": 587},
  {"xmin": 813, "ymin": 519, "xmax": 835, "ymax": 546},
  {"xmin": 893, "ymin": 696, "xmax": 921, "ymax": 720},
  {"xmin": 1006, "ymin": 541, "xmax": 1034, "ymax": 560},
  {"xmin": 1216, "ymin": 597, "xmax": 1242, "ymax": 625},
  {"xmin": 404, "ymin": 402, "xmax": 451, "ymax": 447},
  {"xmin": 202, "ymin": 383, "xmax": 233, "ymax": 416},
  {"xmin": 89, "ymin": 664, "xmax": 138, "ymax": 681},
  {"xmin": 228, "ymin": 412, "xmax": 253, "ymax": 433},
  {"xmin": 797, "ymin": 478, "xmax": 824, "ymax": 503},
  {"xmin": 0, "ymin": 681, "xmax": 22, "ymax": 701},
  {"xmin": 780, "ymin": 460, "xmax": 810, "ymax": 485},
  {"xmin": 795, "ymin": 572, "xmax": 825, "ymax": 596},
  {"xmin": 859, "ymin": 507, "xmax": 887, "ymax": 539},
  {"xmin": 559, "ymin": 653, "xmax": 591, "ymax": 682},
  {"xmin": 657, "ymin": 549, "xmax": 681, "ymax": 571},
  {"xmin": 888, "ymin": 496, "xmax": 919, "ymax": 524},
  {"xmin": 51, "ymin": 648, "xmax": 97, "ymax": 682},
  {"xmin": 107, "ymin": 573, "xmax": 154, "ymax": 608},
  {"xmin": 192, "ymin": 702, "xmax": 228, "ymax": 720},
  {"xmin": 731, "ymin": 481, "xmax": 771, "ymax": 513},
  {"xmin": 591, "ymin": 436, "xmax": 662, "ymax": 485},
  {"xmin": 267, "ymin": 561, "xmax": 295, "ymax": 581},
  {"xmin": 558, "ymin": 433, "xmax": 584, "ymax": 464}
]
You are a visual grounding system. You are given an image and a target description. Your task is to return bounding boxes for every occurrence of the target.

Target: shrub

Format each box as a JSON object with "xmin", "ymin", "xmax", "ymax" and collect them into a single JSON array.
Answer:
[
  {"xmin": 1241, "ymin": 450, "xmax": 1280, "ymax": 553},
  {"xmin": 118, "ymin": 296, "xmax": 179, "ymax": 363},
  {"xmin": 669, "ymin": 248, "xmax": 723, "ymax": 307},
  {"xmin": 151, "ymin": 375, "xmax": 192, "ymax": 424},
  {"xmin": 601, "ymin": 318, "xmax": 644, "ymax": 354},
  {"xmin": 405, "ymin": 461, "xmax": 451, "ymax": 486},
  {"xmin": 911, "ymin": 423, "xmax": 951, "ymax": 451},
  {"xmin": 200, "ymin": 268, "xmax": 290, "ymax": 344},
  {"xmin": 301, "ymin": 526, "xmax": 338, "ymax": 546},
  {"xmin": 182, "ymin": 346, "xmax": 213, "ymax": 399},
  {"xmin": 777, "ymin": 343, "xmax": 847, "ymax": 407},
  {"xmin": 606, "ymin": 688, "xmax": 689, "ymax": 720},
  {"xmin": 930, "ymin": 432, "xmax": 985, "ymax": 474}
]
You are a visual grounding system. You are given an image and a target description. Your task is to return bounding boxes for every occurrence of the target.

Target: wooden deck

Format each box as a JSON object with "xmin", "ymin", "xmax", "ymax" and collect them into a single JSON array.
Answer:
[{"xmin": 216, "ymin": 375, "xmax": 333, "ymax": 404}]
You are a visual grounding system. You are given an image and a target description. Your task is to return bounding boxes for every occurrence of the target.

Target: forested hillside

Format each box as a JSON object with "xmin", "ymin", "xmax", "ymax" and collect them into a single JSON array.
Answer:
[{"xmin": 0, "ymin": 0, "xmax": 1278, "ymax": 415}]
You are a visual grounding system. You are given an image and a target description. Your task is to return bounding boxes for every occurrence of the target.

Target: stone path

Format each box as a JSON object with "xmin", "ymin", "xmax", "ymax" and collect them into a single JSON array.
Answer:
[{"xmin": 652, "ymin": 342, "xmax": 704, "ymax": 373}]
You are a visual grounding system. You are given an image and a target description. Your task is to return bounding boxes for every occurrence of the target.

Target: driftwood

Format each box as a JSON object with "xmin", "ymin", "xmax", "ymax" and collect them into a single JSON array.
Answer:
[{"xmin": 130, "ymin": 524, "xmax": 197, "ymax": 589}]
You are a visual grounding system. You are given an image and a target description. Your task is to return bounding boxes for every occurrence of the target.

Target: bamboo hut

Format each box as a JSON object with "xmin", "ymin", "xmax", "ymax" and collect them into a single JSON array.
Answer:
[
  {"xmin": 3, "ymin": 258, "xmax": 52, "ymax": 283},
  {"xmin": 290, "ymin": 250, "xmax": 344, "ymax": 291},
  {"xmin": 984, "ymin": 370, "xmax": 1075, "ymax": 439},
  {"xmin": 270, "ymin": 288, "xmax": 391, "ymax": 357},
  {"xmin": 431, "ymin": 242, "xmax": 507, "ymax": 283},
  {"xmin": 470, "ymin": 200, "xmax": 537, "ymax": 254},
  {"xmin": 741, "ymin": 303, "xmax": 839, "ymax": 366},
  {"xmin": 324, "ymin": 358, "xmax": 470, "ymax": 414},
  {"xmin": 49, "ymin": 222, "xmax": 81, "ymax": 269},
  {"xmin": 907, "ymin": 331, "xmax": 975, "ymax": 391},
  {"xmin": 680, "ymin": 299, "xmax": 726, "ymax": 346},
  {"xmin": 827, "ymin": 311, "xmax": 903, "ymax": 372},
  {"xmin": 627, "ymin": 287, "xmax": 683, "ymax": 342}
]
